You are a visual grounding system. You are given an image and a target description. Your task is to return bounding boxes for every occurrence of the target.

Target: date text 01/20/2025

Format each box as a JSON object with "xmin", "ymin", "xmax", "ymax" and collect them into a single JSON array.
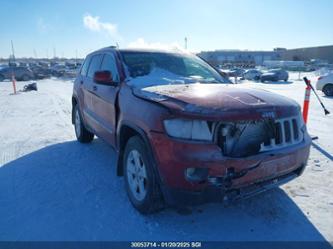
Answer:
[{"xmin": 131, "ymin": 242, "xmax": 202, "ymax": 248}]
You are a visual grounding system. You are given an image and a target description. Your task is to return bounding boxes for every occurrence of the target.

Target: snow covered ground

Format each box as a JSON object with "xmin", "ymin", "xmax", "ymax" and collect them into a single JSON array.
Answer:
[{"xmin": 0, "ymin": 73, "xmax": 332, "ymax": 242}]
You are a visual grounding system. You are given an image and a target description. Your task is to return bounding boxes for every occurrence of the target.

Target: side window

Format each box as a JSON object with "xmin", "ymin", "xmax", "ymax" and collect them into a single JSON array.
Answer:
[
  {"xmin": 100, "ymin": 54, "xmax": 120, "ymax": 82},
  {"xmin": 80, "ymin": 57, "xmax": 90, "ymax": 76},
  {"xmin": 87, "ymin": 54, "xmax": 103, "ymax": 78}
]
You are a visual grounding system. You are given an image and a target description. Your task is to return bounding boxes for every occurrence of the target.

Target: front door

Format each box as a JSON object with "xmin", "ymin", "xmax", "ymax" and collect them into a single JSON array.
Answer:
[
  {"xmin": 82, "ymin": 54, "xmax": 103, "ymax": 132},
  {"xmin": 91, "ymin": 52, "xmax": 121, "ymax": 146}
]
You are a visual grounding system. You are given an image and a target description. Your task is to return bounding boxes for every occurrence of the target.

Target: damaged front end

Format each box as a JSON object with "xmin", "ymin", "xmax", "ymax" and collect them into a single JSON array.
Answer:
[
  {"xmin": 131, "ymin": 83, "xmax": 311, "ymax": 205},
  {"xmin": 161, "ymin": 112, "xmax": 308, "ymax": 187},
  {"xmin": 202, "ymin": 115, "xmax": 307, "ymax": 193},
  {"xmin": 214, "ymin": 115, "xmax": 304, "ymax": 158},
  {"xmin": 163, "ymin": 114, "xmax": 305, "ymax": 159},
  {"xmin": 157, "ymin": 112, "xmax": 310, "ymax": 206}
]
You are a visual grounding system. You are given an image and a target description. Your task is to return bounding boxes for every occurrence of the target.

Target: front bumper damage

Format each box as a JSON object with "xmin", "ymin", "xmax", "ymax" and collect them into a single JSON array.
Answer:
[
  {"xmin": 161, "ymin": 165, "xmax": 304, "ymax": 206},
  {"xmin": 149, "ymin": 130, "xmax": 311, "ymax": 206}
]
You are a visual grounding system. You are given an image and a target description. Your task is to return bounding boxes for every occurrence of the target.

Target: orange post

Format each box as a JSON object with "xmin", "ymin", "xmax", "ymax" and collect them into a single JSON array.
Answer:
[
  {"xmin": 11, "ymin": 73, "xmax": 16, "ymax": 94},
  {"xmin": 303, "ymin": 83, "xmax": 311, "ymax": 124}
]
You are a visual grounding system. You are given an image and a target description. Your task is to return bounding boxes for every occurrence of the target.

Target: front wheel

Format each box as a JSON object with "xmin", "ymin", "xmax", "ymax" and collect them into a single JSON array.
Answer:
[
  {"xmin": 323, "ymin": 84, "xmax": 333, "ymax": 96},
  {"xmin": 123, "ymin": 136, "xmax": 163, "ymax": 214},
  {"xmin": 73, "ymin": 105, "xmax": 94, "ymax": 143}
]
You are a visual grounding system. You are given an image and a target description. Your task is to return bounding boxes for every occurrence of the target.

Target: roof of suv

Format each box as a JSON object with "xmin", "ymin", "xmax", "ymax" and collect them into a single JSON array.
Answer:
[{"xmin": 95, "ymin": 46, "xmax": 186, "ymax": 55}]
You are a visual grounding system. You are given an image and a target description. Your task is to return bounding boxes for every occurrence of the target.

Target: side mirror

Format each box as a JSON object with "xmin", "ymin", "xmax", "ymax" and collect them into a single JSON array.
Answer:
[{"xmin": 94, "ymin": 70, "xmax": 116, "ymax": 86}]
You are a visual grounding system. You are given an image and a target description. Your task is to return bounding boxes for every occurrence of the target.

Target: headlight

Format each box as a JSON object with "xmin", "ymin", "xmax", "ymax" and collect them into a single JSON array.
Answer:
[{"xmin": 163, "ymin": 119, "xmax": 213, "ymax": 141}]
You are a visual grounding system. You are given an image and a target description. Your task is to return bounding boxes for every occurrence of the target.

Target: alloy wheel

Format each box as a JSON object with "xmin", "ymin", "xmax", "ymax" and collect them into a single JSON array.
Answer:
[{"xmin": 126, "ymin": 149, "xmax": 148, "ymax": 201}]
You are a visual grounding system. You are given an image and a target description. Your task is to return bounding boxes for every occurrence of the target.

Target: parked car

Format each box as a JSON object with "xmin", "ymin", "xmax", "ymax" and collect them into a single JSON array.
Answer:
[
  {"xmin": 63, "ymin": 68, "xmax": 79, "ymax": 78},
  {"xmin": 260, "ymin": 69, "xmax": 289, "ymax": 82},
  {"xmin": 316, "ymin": 73, "xmax": 333, "ymax": 96},
  {"xmin": 50, "ymin": 64, "xmax": 66, "ymax": 77},
  {"xmin": 72, "ymin": 47, "xmax": 311, "ymax": 214},
  {"xmin": 242, "ymin": 69, "xmax": 262, "ymax": 80},
  {"xmin": 221, "ymin": 68, "xmax": 245, "ymax": 78},
  {"xmin": 29, "ymin": 65, "xmax": 52, "ymax": 79},
  {"xmin": 0, "ymin": 66, "xmax": 35, "ymax": 81}
]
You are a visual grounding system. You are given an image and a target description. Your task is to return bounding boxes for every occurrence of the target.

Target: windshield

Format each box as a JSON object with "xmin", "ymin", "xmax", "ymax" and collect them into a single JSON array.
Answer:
[{"xmin": 120, "ymin": 51, "xmax": 229, "ymax": 87}]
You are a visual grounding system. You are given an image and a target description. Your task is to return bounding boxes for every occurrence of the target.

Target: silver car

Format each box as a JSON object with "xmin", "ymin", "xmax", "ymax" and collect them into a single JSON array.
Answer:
[
  {"xmin": 260, "ymin": 69, "xmax": 289, "ymax": 82},
  {"xmin": 243, "ymin": 69, "xmax": 262, "ymax": 80}
]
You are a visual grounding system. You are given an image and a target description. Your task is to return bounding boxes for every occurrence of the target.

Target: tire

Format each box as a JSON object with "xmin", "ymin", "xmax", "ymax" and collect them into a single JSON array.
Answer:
[
  {"xmin": 73, "ymin": 104, "xmax": 94, "ymax": 143},
  {"xmin": 0, "ymin": 74, "xmax": 4, "ymax": 81},
  {"xmin": 123, "ymin": 136, "xmax": 163, "ymax": 214},
  {"xmin": 323, "ymin": 84, "xmax": 333, "ymax": 96}
]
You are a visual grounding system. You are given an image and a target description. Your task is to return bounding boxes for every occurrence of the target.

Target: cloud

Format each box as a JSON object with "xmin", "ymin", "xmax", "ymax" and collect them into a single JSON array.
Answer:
[
  {"xmin": 83, "ymin": 14, "xmax": 120, "ymax": 39},
  {"xmin": 127, "ymin": 38, "xmax": 185, "ymax": 51}
]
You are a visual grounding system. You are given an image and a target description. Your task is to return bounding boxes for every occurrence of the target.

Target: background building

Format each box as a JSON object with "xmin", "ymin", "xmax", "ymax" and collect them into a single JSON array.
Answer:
[
  {"xmin": 198, "ymin": 45, "xmax": 333, "ymax": 67},
  {"xmin": 279, "ymin": 45, "xmax": 333, "ymax": 64},
  {"xmin": 198, "ymin": 50, "xmax": 280, "ymax": 67}
]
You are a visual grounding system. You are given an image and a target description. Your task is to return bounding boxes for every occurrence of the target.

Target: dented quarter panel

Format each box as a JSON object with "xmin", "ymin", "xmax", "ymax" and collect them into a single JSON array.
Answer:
[{"xmin": 116, "ymin": 83, "xmax": 169, "ymax": 142}]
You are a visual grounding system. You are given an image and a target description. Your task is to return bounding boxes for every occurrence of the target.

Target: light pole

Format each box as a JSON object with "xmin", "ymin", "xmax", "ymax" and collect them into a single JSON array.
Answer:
[{"xmin": 10, "ymin": 40, "xmax": 17, "ymax": 94}]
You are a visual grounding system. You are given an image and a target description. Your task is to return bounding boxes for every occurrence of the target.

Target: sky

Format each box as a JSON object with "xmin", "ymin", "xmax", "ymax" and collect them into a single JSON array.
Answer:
[{"xmin": 0, "ymin": 0, "xmax": 332, "ymax": 58}]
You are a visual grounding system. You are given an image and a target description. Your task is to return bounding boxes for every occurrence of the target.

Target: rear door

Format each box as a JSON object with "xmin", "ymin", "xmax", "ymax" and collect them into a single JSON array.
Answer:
[
  {"xmin": 92, "ymin": 52, "xmax": 121, "ymax": 145},
  {"xmin": 81, "ymin": 54, "xmax": 103, "ymax": 132}
]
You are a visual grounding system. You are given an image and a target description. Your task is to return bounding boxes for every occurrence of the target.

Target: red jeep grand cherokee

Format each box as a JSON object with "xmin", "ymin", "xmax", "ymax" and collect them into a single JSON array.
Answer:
[{"xmin": 72, "ymin": 47, "xmax": 311, "ymax": 213}]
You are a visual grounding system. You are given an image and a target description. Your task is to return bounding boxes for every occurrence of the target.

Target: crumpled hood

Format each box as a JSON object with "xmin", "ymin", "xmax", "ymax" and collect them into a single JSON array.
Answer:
[{"xmin": 132, "ymin": 83, "xmax": 300, "ymax": 120}]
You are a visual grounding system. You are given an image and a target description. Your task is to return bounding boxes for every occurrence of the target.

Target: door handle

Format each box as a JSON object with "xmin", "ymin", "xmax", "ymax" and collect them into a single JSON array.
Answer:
[{"xmin": 93, "ymin": 85, "xmax": 97, "ymax": 91}]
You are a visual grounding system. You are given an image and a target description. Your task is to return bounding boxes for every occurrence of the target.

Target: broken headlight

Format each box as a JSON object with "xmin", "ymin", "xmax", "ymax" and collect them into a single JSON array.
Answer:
[{"xmin": 163, "ymin": 119, "xmax": 213, "ymax": 141}]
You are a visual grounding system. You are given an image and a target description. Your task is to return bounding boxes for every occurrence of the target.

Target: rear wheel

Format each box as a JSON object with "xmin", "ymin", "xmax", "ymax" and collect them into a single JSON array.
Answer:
[
  {"xmin": 123, "ymin": 136, "xmax": 163, "ymax": 214},
  {"xmin": 74, "ymin": 105, "xmax": 94, "ymax": 143},
  {"xmin": 323, "ymin": 84, "xmax": 333, "ymax": 96}
]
